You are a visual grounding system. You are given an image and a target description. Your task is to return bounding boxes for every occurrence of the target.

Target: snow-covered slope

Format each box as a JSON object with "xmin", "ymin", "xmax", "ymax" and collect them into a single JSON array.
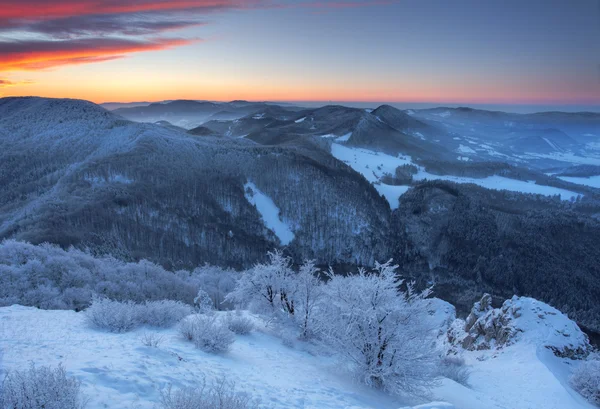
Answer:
[
  {"xmin": 435, "ymin": 295, "xmax": 595, "ymax": 409},
  {"xmin": 0, "ymin": 306, "xmax": 400, "ymax": 409},
  {"xmin": 0, "ymin": 97, "xmax": 391, "ymax": 268},
  {"xmin": 244, "ymin": 182, "xmax": 295, "ymax": 245},
  {"xmin": 559, "ymin": 175, "xmax": 600, "ymax": 188},
  {"xmin": 0, "ymin": 297, "xmax": 595, "ymax": 409}
]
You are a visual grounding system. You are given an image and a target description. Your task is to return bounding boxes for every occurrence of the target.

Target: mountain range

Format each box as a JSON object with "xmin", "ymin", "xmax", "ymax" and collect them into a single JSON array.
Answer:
[{"xmin": 2, "ymin": 96, "xmax": 600, "ymax": 335}]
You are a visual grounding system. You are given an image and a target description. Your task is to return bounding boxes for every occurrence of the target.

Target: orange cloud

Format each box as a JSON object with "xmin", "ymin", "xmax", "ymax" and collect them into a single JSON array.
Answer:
[
  {"xmin": 0, "ymin": 0, "xmax": 396, "ymax": 73},
  {"xmin": 0, "ymin": 1, "xmax": 255, "ymax": 21},
  {"xmin": 0, "ymin": 38, "xmax": 197, "ymax": 71}
]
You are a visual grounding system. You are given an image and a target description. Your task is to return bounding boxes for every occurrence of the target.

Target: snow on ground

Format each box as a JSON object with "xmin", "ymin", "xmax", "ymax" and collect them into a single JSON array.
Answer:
[
  {"xmin": 559, "ymin": 175, "xmax": 600, "ymax": 189},
  {"xmin": 457, "ymin": 144, "xmax": 476, "ymax": 154},
  {"xmin": 331, "ymin": 143, "xmax": 413, "ymax": 184},
  {"xmin": 1, "ymin": 303, "xmax": 591, "ymax": 409},
  {"xmin": 0, "ymin": 306, "xmax": 404, "ymax": 409},
  {"xmin": 542, "ymin": 137, "xmax": 560, "ymax": 151},
  {"xmin": 374, "ymin": 184, "xmax": 411, "ymax": 210},
  {"xmin": 432, "ymin": 345, "xmax": 595, "ymax": 409},
  {"xmin": 331, "ymin": 143, "xmax": 581, "ymax": 207},
  {"xmin": 416, "ymin": 173, "xmax": 581, "ymax": 201},
  {"xmin": 244, "ymin": 182, "xmax": 295, "ymax": 245},
  {"xmin": 520, "ymin": 152, "xmax": 600, "ymax": 166},
  {"xmin": 433, "ymin": 297, "xmax": 596, "ymax": 409},
  {"xmin": 335, "ymin": 132, "xmax": 352, "ymax": 142}
]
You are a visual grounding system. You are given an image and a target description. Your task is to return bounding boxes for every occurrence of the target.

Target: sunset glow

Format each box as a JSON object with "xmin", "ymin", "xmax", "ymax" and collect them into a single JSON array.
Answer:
[{"xmin": 1, "ymin": 0, "xmax": 599, "ymax": 107}]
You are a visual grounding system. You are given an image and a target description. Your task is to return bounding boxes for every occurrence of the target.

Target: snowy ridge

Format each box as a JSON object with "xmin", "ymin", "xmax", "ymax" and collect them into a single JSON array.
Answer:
[{"xmin": 436, "ymin": 295, "xmax": 595, "ymax": 409}]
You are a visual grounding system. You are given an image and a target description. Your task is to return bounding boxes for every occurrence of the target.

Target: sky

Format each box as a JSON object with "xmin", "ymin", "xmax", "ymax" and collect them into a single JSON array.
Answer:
[{"xmin": 0, "ymin": 0, "xmax": 599, "ymax": 109}]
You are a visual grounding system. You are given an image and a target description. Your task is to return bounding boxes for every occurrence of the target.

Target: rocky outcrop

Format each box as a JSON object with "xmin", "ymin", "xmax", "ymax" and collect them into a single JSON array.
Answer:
[{"xmin": 447, "ymin": 294, "xmax": 591, "ymax": 357}]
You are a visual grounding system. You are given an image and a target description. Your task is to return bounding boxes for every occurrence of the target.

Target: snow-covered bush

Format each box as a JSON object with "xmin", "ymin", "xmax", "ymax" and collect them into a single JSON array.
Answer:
[
  {"xmin": 318, "ymin": 260, "xmax": 438, "ymax": 395},
  {"xmin": 194, "ymin": 289, "xmax": 215, "ymax": 314},
  {"xmin": 570, "ymin": 354, "xmax": 600, "ymax": 406},
  {"xmin": 160, "ymin": 377, "xmax": 258, "ymax": 409},
  {"xmin": 226, "ymin": 250, "xmax": 296, "ymax": 316},
  {"xmin": 225, "ymin": 311, "xmax": 254, "ymax": 335},
  {"xmin": 191, "ymin": 265, "xmax": 239, "ymax": 310},
  {"xmin": 86, "ymin": 297, "xmax": 140, "ymax": 333},
  {"xmin": 0, "ymin": 364, "xmax": 86, "ymax": 409},
  {"xmin": 0, "ymin": 240, "xmax": 233, "ymax": 311},
  {"xmin": 438, "ymin": 356, "xmax": 470, "ymax": 386},
  {"xmin": 227, "ymin": 253, "xmax": 323, "ymax": 338},
  {"xmin": 86, "ymin": 298, "xmax": 191, "ymax": 332},
  {"xmin": 178, "ymin": 315, "xmax": 235, "ymax": 353},
  {"xmin": 141, "ymin": 300, "xmax": 193, "ymax": 327}
]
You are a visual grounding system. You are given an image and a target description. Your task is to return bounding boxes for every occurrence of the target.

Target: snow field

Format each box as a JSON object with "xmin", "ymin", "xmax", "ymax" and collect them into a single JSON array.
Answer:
[
  {"xmin": 244, "ymin": 182, "xmax": 295, "ymax": 245},
  {"xmin": 331, "ymin": 143, "xmax": 581, "ymax": 209}
]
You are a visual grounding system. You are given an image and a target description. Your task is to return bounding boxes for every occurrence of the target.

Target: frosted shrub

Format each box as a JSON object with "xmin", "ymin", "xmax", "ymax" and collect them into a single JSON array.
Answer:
[
  {"xmin": 226, "ymin": 250, "xmax": 296, "ymax": 316},
  {"xmin": 194, "ymin": 289, "xmax": 215, "ymax": 314},
  {"xmin": 141, "ymin": 332, "xmax": 164, "ymax": 348},
  {"xmin": 0, "ymin": 364, "xmax": 86, "ymax": 409},
  {"xmin": 570, "ymin": 355, "xmax": 600, "ymax": 406},
  {"xmin": 0, "ymin": 240, "xmax": 218, "ymax": 310},
  {"xmin": 86, "ymin": 297, "xmax": 140, "ymax": 333},
  {"xmin": 86, "ymin": 298, "xmax": 191, "ymax": 332},
  {"xmin": 192, "ymin": 265, "xmax": 240, "ymax": 310},
  {"xmin": 226, "ymin": 254, "xmax": 324, "ymax": 338},
  {"xmin": 225, "ymin": 311, "xmax": 254, "ymax": 335},
  {"xmin": 439, "ymin": 355, "xmax": 471, "ymax": 386},
  {"xmin": 179, "ymin": 315, "xmax": 235, "ymax": 353},
  {"xmin": 160, "ymin": 378, "xmax": 258, "ymax": 409},
  {"xmin": 142, "ymin": 300, "xmax": 192, "ymax": 327},
  {"xmin": 319, "ymin": 261, "xmax": 439, "ymax": 395}
]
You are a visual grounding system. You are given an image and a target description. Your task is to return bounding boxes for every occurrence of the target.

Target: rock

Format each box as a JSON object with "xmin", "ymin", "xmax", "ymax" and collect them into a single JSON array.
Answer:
[{"xmin": 447, "ymin": 294, "xmax": 591, "ymax": 356}]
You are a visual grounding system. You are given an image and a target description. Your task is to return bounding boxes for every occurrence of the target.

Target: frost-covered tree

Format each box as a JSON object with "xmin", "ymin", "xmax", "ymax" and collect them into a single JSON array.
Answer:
[
  {"xmin": 294, "ymin": 260, "xmax": 324, "ymax": 339},
  {"xmin": 319, "ymin": 260, "xmax": 438, "ymax": 395},
  {"xmin": 191, "ymin": 265, "xmax": 239, "ymax": 310},
  {"xmin": 226, "ymin": 250, "xmax": 296, "ymax": 316}
]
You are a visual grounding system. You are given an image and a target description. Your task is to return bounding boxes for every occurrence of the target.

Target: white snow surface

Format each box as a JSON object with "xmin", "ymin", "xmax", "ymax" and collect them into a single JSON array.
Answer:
[
  {"xmin": 335, "ymin": 132, "xmax": 352, "ymax": 142},
  {"xmin": 434, "ymin": 297, "xmax": 595, "ymax": 409},
  {"xmin": 0, "ymin": 297, "xmax": 594, "ymax": 409},
  {"xmin": 542, "ymin": 137, "xmax": 560, "ymax": 151},
  {"xmin": 0, "ymin": 306, "xmax": 400, "ymax": 409},
  {"xmin": 331, "ymin": 143, "xmax": 581, "ymax": 207},
  {"xmin": 457, "ymin": 144, "xmax": 476, "ymax": 154},
  {"xmin": 244, "ymin": 182, "xmax": 295, "ymax": 245},
  {"xmin": 558, "ymin": 175, "xmax": 600, "ymax": 189}
]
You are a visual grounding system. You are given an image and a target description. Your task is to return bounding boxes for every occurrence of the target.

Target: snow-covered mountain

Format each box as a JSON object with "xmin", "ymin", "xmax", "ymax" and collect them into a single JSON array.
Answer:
[
  {"xmin": 113, "ymin": 100, "xmax": 304, "ymax": 130},
  {"xmin": 1, "ymin": 96, "xmax": 600, "ymax": 336},
  {"xmin": 0, "ymin": 97, "xmax": 391, "ymax": 268}
]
